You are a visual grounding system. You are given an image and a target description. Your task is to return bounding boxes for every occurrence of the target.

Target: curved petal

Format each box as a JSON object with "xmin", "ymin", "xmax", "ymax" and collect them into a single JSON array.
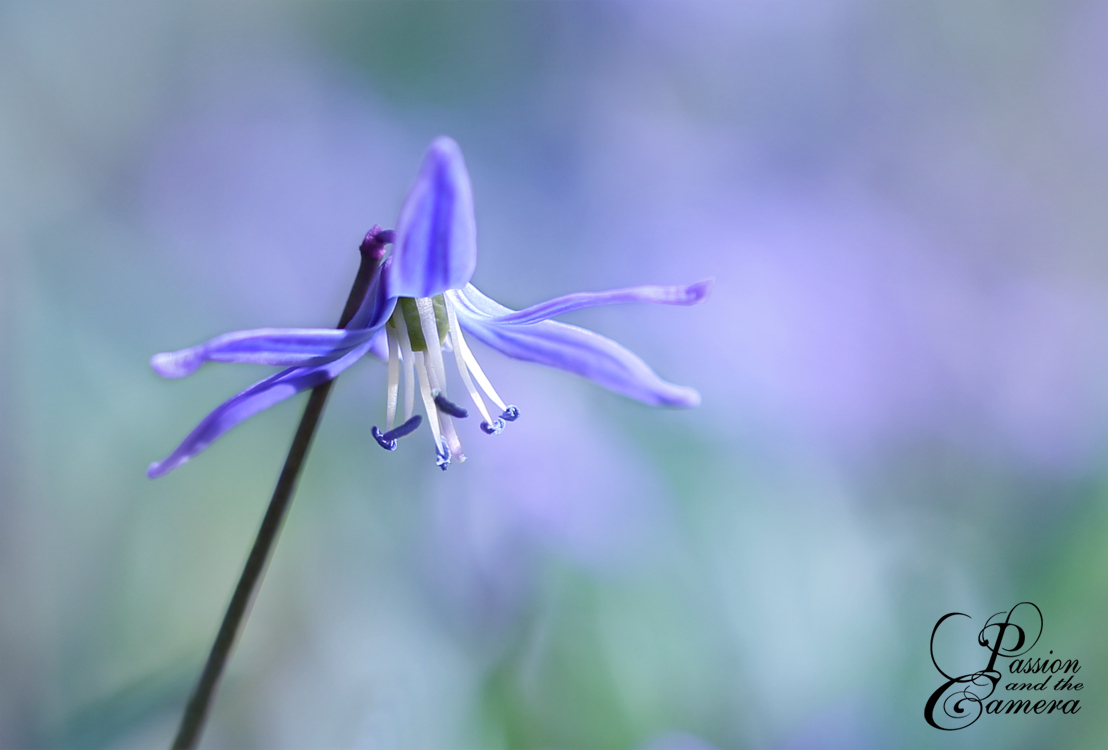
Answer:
[
  {"xmin": 367, "ymin": 327, "xmax": 389, "ymax": 361},
  {"xmin": 147, "ymin": 339, "xmax": 375, "ymax": 478},
  {"xmin": 153, "ymin": 253, "xmax": 398, "ymax": 378},
  {"xmin": 451, "ymin": 286, "xmax": 700, "ymax": 408},
  {"xmin": 386, "ymin": 137, "xmax": 477, "ymax": 299},
  {"xmin": 345, "ymin": 255, "xmax": 397, "ymax": 331},
  {"xmin": 488, "ymin": 279, "xmax": 712, "ymax": 324},
  {"xmin": 150, "ymin": 328, "xmax": 377, "ymax": 378}
]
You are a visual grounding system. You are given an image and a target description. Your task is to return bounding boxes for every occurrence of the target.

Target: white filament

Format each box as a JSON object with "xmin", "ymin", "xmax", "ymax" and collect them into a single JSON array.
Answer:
[
  {"xmin": 412, "ymin": 351, "xmax": 443, "ymax": 451},
  {"xmin": 415, "ymin": 297, "xmax": 449, "ymax": 393},
  {"xmin": 443, "ymin": 295, "xmax": 494, "ymax": 424},
  {"xmin": 413, "ymin": 298, "xmax": 464, "ymax": 461},
  {"xmin": 444, "ymin": 292, "xmax": 508, "ymax": 412},
  {"xmin": 392, "ymin": 311, "xmax": 417, "ymax": 421},
  {"xmin": 381, "ymin": 295, "xmax": 510, "ymax": 463},
  {"xmin": 385, "ymin": 327, "xmax": 400, "ymax": 431}
]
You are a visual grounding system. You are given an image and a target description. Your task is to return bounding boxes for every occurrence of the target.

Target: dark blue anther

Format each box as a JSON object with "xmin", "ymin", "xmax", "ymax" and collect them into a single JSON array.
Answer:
[
  {"xmin": 384, "ymin": 414, "xmax": 422, "ymax": 440},
  {"xmin": 372, "ymin": 414, "xmax": 422, "ymax": 451},
  {"xmin": 432, "ymin": 390, "xmax": 468, "ymax": 418},
  {"xmin": 435, "ymin": 440, "xmax": 452, "ymax": 471},
  {"xmin": 480, "ymin": 418, "xmax": 505, "ymax": 435},
  {"xmin": 500, "ymin": 405, "xmax": 520, "ymax": 422},
  {"xmin": 371, "ymin": 426, "xmax": 396, "ymax": 451}
]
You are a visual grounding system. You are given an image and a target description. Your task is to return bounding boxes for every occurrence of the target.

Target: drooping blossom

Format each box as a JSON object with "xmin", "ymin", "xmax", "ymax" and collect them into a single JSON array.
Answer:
[{"xmin": 148, "ymin": 137, "xmax": 709, "ymax": 476}]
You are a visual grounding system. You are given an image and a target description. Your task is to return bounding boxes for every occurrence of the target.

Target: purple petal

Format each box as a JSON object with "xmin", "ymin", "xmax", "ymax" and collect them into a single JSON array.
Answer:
[
  {"xmin": 488, "ymin": 279, "xmax": 712, "ymax": 324},
  {"xmin": 150, "ymin": 328, "xmax": 377, "ymax": 378},
  {"xmin": 344, "ymin": 256, "xmax": 396, "ymax": 331},
  {"xmin": 367, "ymin": 327, "xmax": 389, "ymax": 361},
  {"xmin": 385, "ymin": 137, "xmax": 477, "ymax": 299},
  {"xmin": 147, "ymin": 339, "xmax": 375, "ymax": 478},
  {"xmin": 451, "ymin": 286, "xmax": 700, "ymax": 408},
  {"xmin": 152, "ymin": 254, "xmax": 396, "ymax": 378}
]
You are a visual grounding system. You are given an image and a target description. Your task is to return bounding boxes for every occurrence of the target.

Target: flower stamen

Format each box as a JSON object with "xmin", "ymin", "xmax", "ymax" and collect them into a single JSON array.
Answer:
[
  {"xmin": 413, "ymin": 297, "xmax": 464, "ymax": 463},
  {"xmin": 480, "ymin": 419, "xmax": 504, "ymax": 435},
  {"xmin": 435, "ymin": 439, "xmax": 452, "ymax": 470},
  {"xmin": 371, "ymin": 414, "xmax": 422, "ymax": 450},
  {"xmin": 432, "ymin": 390, "xmax": 468, "ymax": 418},
  {"xmin": 385, "ymin": 328, "xmax": 401, "ymax": 430},
  {"xmin": 453, "ymin": 333, "xmax": 507, "ymax": 412},
  {"xmin": 412, "ymin": 350, "xmax": 445, "ymax": 452},
  {"xmin": 382, "ymin": 293, "xmax": 524, "ymax": 464},
  {"xmin": 443, "ymin": 295, "xmax": 496, "ymax": 424},
  {"xmin": 415, "ymin": 298, "xmax": 449, "ymax": 389},
  {"xmin": 392, "ymin": 311, "xmax": 418, "ymax": 422},
  {"xmin": 443, "ymin": 292, "xmax": 518, "ymax": 432}
]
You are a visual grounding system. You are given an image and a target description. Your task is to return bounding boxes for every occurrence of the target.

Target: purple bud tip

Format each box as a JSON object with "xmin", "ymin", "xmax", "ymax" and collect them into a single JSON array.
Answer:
[
  {"xmin": 432, "ymin": 390, "xmax": 468, "ymax": 418},
  {"xmin": 435, "ymin": 441, "xmax": 452, "ymax": 471},
  {"xmin": 371, "ymin": 426, "xmax": 397, "ymax": 451},
  {"xmin": 686, "ymin": 278, "xmax": 713, "ymax": 303},
  {"xmin": 383, "ymin": 414, "xmax": 422, "ymax": 441},
  {"xmin": 360, "ymin": 226, "xmax": 395, "ymax": 259},
  {"xmin": 500, "ymin": 405, "xmax": 520, "ymax": 422},
  {"xmin": 480, "ymin": 418, "xmax": 505, "ymax": 435}
]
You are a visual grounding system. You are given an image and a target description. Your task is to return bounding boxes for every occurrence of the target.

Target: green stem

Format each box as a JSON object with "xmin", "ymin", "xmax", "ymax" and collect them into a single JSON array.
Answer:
[{"xmin": 171, "ymin": 230, "xmax": 389, "ymax": 750}]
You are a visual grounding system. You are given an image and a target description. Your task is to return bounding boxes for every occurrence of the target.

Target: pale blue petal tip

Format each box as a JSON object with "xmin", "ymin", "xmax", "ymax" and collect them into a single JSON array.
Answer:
[
  {"xmin": 151, "ymin": 349, "xmax": 202, "ymax": 378},
  {"xmin": 686, "ymin": 278, "xmax": 713, "ymax": 302},
  {"xmin": 146, "ymin": 457, "xmax": 179, "ymax": 479},
  {"xmin": 671, "ymin": 387, "xmax": 701, "ymax": 409},
  {"xmin": 427, "ymin": 135, "xmax": 463, "ymax": 162}
]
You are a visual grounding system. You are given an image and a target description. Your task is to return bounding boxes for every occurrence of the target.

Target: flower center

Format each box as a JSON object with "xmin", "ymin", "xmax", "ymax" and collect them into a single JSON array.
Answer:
[
  {"xmin": 392, "ymin": 296, "xmax": 449, "ymax": 351},
  {"xmin": 375, "ymin": 291, "xmax": 518, "ymax": 469}
]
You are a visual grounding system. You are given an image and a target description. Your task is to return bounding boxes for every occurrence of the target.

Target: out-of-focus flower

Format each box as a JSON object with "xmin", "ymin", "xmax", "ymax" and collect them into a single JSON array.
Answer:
[{"xmin": 148, "ymin": 137, "xmax": 710, "ymax": 476}]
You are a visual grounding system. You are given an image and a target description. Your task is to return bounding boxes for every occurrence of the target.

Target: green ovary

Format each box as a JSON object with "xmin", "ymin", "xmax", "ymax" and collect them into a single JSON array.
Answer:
[{"xmin": 391, "ymin": 295, "xmax": 449, "ymax": 351}]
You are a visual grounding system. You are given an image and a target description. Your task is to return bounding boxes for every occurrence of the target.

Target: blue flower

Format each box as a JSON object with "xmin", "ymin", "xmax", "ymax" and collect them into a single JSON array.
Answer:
[{"xmin": 148, "ymin": 137, "xmax": 710, "ymax": 477}]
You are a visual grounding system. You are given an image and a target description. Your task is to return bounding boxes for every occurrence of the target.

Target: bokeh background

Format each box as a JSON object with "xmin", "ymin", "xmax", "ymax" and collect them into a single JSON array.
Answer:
[{"xmin": 2, "ymin": 1, "xmax": 1105, "ymax": 748}]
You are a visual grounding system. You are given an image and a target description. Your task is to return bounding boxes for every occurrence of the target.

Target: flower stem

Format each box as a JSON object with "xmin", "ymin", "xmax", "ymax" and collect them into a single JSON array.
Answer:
[{"xmin": 171, "ymin": 230, "xmax": 391, "ymax": 750}]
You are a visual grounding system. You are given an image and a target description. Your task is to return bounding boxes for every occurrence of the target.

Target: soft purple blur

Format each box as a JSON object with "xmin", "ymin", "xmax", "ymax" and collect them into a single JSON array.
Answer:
[{"xmin": 2, "ymin": 2, "xmax": 1104, "ymax": 749}]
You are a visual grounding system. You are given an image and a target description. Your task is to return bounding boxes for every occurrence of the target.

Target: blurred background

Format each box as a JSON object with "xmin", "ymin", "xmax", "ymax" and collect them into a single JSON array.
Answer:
[{"xmin": 1, "ymin": 1, "xmax": 1105, "ymax": 748}]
